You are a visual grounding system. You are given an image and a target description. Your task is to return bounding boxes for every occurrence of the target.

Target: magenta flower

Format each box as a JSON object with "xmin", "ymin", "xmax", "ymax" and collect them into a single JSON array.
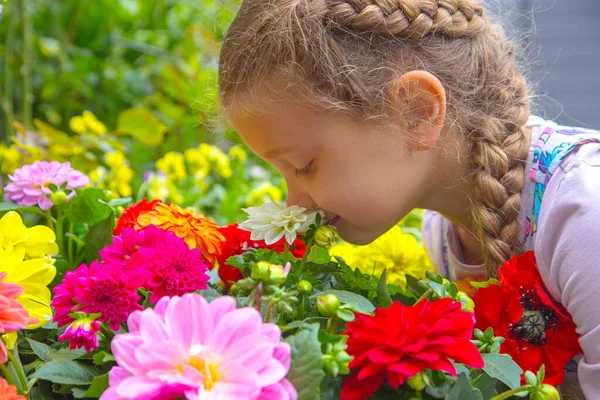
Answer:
[
  {"xmin": 58, "ymin": 317, "xmax": 101, "ymax": 353},
  {"xmin": 4, "ymin": 161, "xmax": 89, "ymax": 210},
  {"xmin": 99, "ymin": 226, "xmax": 165, "ymax": 269},
  {"xmin": 100, "ymin": 293, "xmax": 297, "ymax": 400},
  {"xmin": 52, "ymin": 265, "xmax": 84, "ymax": 328},
  {"xmin": 129, "ymin": 229, "xmax": 210, "ymax": 303},
  {"xmin": 52, "ymin": 261, "xmax": 142, "ymax": 331}
]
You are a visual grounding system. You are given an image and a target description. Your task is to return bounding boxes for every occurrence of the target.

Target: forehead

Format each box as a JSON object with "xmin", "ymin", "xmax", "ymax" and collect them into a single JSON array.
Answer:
[{"xmin": 228, "ymin": 103, "xmax": 333, "ymax": 157}]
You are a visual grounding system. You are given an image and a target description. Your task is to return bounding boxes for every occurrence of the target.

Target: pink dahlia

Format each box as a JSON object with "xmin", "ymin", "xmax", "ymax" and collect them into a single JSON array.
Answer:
[
  {"xmin": 100, "ymin": 293, "xmax": 297, "ymax": 400},
  {"xmin": 58, "ymin": 317, "xmax": 101, "ymax": 352},
  {"xmin": 52, "ymin": 261, "xmax": 142, "ymax": 331},
  {"xmin": 99, "ymin": 226, "xmax": 165, "ymax": 271},
  {"xmin": 4, "ymin": 161, "xmax": 89, "ymax": 210},
  {"xmin": 0, "ymin": 273, "xmax": 31, "ymax": 364},
  {"xmin": 52, "ymin": 265, "xmax": 84, "ymax": 327},
  {"xmin": 129, "ymin": 229, "xmax": 210, "ymax": 303}
]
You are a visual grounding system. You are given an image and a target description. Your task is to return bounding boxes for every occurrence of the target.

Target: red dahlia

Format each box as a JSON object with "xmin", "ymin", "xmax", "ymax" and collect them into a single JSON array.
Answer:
[
  {"xmin": 473, "ymin": 251, "xmax": 582, "ymax": 386},
  {"xmin": 114, "ymin": 198, "xmax": 160, "ymax": 235},
  {"xmin": 216, "ymin": 223, "xmax": 306, "ymax": 288},
  {"xmin": 341, "ymin": 299, "xmax": 484, "ymax": 400}
]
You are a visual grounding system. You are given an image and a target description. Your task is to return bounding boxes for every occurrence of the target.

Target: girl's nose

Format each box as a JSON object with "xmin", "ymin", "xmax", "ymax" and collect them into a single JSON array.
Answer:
[{"xmin": 286, "ymin": 182, "xmax": 316, "ymax": 209}]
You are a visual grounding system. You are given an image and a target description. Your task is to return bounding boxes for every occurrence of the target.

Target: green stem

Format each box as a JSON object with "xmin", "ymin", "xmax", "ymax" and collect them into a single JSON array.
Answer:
[
  {"xmin": 283, "ymin": 241, "xmax": 290, "ymax": 265},
  {"xmin": 298, "ymin": 295, "xmax": 306, "ymax": 320},
  {"xmin": 67, "ymin": 222, "xmax": 74, "ymax": 264},
  {"xmin": 490, "ymin": 386, "xmax": 530, "ymax": 400},
  {"xmin": 22, "ymin": 0, "xmax": 33, "ymax": 127},
  {"xmin": 326, "ymin": 316, "xmax": 339, "ymax": 334},
  {"xmin": 254, "ymin": 283, "xmax": 263, "ymax": 312},
  {"xmin": 0, "ymin": 363, "xmax": 18, "ymax": 390},
  {"xmin": 264, "ymin": 301, "xmax": 273, "ymax": 323},
  {"xmin": 416, "ymin": 289, "xmax": 433, "ymax": 304},
  {"xmin": 1, "ymin": 0, "xmax": 17, "ymax": 140},
  {"xmin": 55, "ymin": 211, "xmax": 65, "ymax": 257},
  {"xmin": 8, "ymin": 347, "xmax": 28, "ymax": 395},
  {"xmin": 297, "ymin": 238, "xmax": 314, "ymax": 277},
  {"xmin": 100, "ymin": 324, "xmax": 116, "ymax": 342},
  {"xmin": 45, "ymin": 211, "xmax": 55, "ymax": 231}
]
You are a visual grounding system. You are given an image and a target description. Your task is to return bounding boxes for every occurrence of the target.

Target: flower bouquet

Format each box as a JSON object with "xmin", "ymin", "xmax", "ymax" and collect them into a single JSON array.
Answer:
[{"xmin": 0, "ymin": 160, "xmax": 581, "ymax": 400}]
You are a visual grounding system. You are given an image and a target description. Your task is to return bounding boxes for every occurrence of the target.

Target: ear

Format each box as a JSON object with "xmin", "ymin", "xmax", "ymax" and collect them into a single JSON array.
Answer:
[{"xmin": 390, "ymin": 70, "xmax": 446, "ymax": 151}]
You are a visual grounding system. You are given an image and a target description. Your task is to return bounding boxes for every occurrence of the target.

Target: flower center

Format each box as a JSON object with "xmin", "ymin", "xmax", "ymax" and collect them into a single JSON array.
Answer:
[
  {"xmin": 511, "ymin": 289, "xmax": 559, "ymax": 346},
  {"xmin": 189, "ymin": 357, "xmax": 220, "ymax": 391}
]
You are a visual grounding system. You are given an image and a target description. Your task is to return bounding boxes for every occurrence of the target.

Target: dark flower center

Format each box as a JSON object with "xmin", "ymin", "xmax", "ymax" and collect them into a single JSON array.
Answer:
[{"xmin": 511, "ymin": 289, "xmax": 558, "ymax": 346}]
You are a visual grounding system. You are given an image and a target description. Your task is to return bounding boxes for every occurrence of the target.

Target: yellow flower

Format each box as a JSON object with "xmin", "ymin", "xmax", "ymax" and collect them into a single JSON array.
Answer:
[
  {"xmin": 69, "ymin": 116, "xmax": 87, "ymax": 134},
  {"xmin": 0, "ymin": 212, "xmax": 58, "ymax": 258},
  {"xmin": 69, "ymin": 111, "xmax": 107, "ymax": 135},
  {"xmin": 146, "ymin": 172, "xmax": 170, "ymax": 201},
  {"xmin": 136, "ymin": 202, "xmax": 225, "ymax": 264},
  {"xmin": 0, "ymin": 212, "xmax": 57, "ymax": 328},
  {"xmin": 83, "ymin": 111, "xmax": 107, "ymax": 134},
  {"xmin": 0, "ymin": 144, "xmax": 22, "ymax": 175},
  {"xmin": 329, "ymin": 226, "xmax": 433, "ymax": 289},
  {"xmin": 247, "ymin": 181, "xmax": 283, "ymax": 207},
  {"xmin": 228, "ymin": 145, "xmax": 247, "ymax": 163},
  {"xmin": 184, "ymin": 148, "xmax": 211, "ymax": 179},
  {"xmin": 105, "ymin": 151, "xmax": 127, "ymax": 168},
  {"xmin": 200, "ymin": 144, "xmax": 232, "ymax": 178},
  {"xmin": 157, "ymin": 152, "xmax": 187, "ymax": 181}
]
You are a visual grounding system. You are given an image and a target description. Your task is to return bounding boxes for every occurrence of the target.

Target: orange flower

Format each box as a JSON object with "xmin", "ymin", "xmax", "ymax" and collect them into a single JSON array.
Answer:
[
  {"xmin": 0, "ymin": 378, "xmax": 26, "ymax": 400},
  {"xmin": 455, "ymin": 275, "xmax": 486, "ymax": 298},
  {"xmin": 136, "ymin": 202, "xmax": 225, "ymax": 264}
]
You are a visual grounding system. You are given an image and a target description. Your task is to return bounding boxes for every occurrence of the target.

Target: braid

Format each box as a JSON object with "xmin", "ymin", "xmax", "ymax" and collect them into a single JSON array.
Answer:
[
  {"xmin": 471, "ymin": 72, "xmax": 531, "ymax": 276},
  {"xmin": 326, "ymin": 0, "xmax": 486, "ymax": 38}
]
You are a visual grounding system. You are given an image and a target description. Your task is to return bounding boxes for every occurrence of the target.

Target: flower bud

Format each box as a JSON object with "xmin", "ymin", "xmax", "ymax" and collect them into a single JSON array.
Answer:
[
  {"xmin": 268, "ymin": 263, "xmax": 289, "ymax": 285},
  {"xmin": 50, "ymin": 191, "xmax": 68, "ymax": 206},
  {"xmin": 251, "ymin": 261, "xmax": 271, "ymax": 281},
  {"xmin": 456, "ymin": 291, "xmax": 475, "ymax": 313},
  {"xmin": 229, "ymin": 283, "xmax": 240, "ymax": 296},
  {"xmin": 531, "ymin": 384, "xmax": 560, "ymax": 400},
  {"xmin": 313, "ymin": 225, "xmax": 337, "ymax": 248},
  {"xmin": 407, "ymin": 373, "xmax": 427, "ymax": 391},
  {"xmin": 316, "ymin": 294, "xmax": 340, "ymax": 317},
  {"xmin": 297, "ymin": 280, "xmax": 313, "ymax": 294}
]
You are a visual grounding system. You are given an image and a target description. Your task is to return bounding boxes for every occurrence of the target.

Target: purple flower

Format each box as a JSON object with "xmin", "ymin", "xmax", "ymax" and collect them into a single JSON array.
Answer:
[
  {"xmin": 4, "ymin": 161, "xmax": 89, "ymax": 210},
  {"xmin": 58, "ymin": 317, "xmax": 101, "ymax": 353}
]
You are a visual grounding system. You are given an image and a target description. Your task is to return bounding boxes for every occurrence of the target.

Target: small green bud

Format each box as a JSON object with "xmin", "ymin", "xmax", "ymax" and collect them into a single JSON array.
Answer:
[
  {"xmin": 251, "ymin": 261, "xmax": 271, "ymax": 281},
  {"xmin": 50, "ymin": 191, "xmax": 68, "ymax": 206},
  {"xmin": 524, "ymin": 371, "xmax": 538, "ymax": 387},
  {"xmin": 229, "ymin": 283, "xmax": 240, "ymax": 296},
  {"xmin": 316, "ymin": 294, "xmax": 340, "ymax": 317},
  {"xmin": 456, "ymin": 291, "xmax": 475, "ymax": 313},
  {"xmin": 313, "ymin": 225, "xmax": 338, "ymax": 248},
  {"xmin": 297, "ymin": 280, "xmax": 313, "ymax": 294},
  {"xmin": 268, "ymin": 263, "xmax": 289, "ymax": 285},
  {"xmin": 531, "ymin": 384, "xmax": 560, "ymax": 400},
  {"xmin": 407, "ymin": 373, "xmax": 427, "ymax": 391},
  {"xmin": 115, "ymin": 206, "xmax": 125, "ymax": 217}
]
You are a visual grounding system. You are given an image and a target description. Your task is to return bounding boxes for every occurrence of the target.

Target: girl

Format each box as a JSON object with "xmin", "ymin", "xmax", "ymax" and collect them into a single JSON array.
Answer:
[{"xmin": 218, "ymin": 0, "xmax": 600, "ymax": 397}]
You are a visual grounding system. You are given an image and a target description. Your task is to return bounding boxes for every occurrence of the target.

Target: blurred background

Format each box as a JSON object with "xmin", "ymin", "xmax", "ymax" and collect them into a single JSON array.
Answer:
[{"xmin": 0, "ymin": 0, "xmax": 598, "ymax": 223}]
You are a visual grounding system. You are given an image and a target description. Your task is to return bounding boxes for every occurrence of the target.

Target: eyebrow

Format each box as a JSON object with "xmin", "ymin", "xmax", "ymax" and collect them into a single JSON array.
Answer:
[{"xmin": 265, "ymin": 147, "xmax": 290, "ymax": 159}]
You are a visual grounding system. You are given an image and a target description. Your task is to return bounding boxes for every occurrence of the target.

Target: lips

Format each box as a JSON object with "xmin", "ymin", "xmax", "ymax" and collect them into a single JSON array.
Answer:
[{"xmin": 328, "ymin": 215, "xmax": 340, "ymax": 227}]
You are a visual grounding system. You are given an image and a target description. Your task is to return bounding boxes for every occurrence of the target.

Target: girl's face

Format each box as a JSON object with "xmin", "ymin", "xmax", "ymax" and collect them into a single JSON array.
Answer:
[{"xmin": 229, "ymin": 102, "xmax": 438, "ymax": 245}]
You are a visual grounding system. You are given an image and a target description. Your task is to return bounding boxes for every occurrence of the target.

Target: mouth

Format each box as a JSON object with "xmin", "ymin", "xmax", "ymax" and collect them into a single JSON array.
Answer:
[{"xmin": 327, "ymin": 215, "xmax": 341, "ymax": 227}]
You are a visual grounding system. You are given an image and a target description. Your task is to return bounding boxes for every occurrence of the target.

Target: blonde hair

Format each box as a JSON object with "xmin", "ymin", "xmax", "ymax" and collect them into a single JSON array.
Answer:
[{"xmin": 219, "ymin": 0, "xmax": 531, "ymax": 276}]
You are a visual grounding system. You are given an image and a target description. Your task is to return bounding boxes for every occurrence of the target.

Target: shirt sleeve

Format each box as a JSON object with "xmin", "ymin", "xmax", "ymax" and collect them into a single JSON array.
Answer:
[{"xmin": 534, "ymin": 143, "xmax": 600, "ymax": 398}]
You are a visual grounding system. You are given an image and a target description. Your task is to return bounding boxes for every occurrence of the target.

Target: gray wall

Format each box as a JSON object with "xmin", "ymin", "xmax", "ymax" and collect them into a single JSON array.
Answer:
[{"xmin": 489, "ymin": 0, "xmax": 600, "ymax": 129}]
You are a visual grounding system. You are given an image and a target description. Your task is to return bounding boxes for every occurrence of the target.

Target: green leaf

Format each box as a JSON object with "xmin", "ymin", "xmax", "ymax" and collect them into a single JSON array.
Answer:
[
  {"xmin": 30, "ymin": 360, "xmax": 100, "ymax": 385},
  {"xmin": 473, "ymin": 373, "xmax": 498, "ymax": 399},
  {"xmin": 335, "ymin": 308, "xmax": 355, "ymax": 322},
  {"xmin": 92, "ymin": 351, "xmax": 115, "ymax": 366},
  {"xmin": 312, "ymin": 289, "xmax": 375, "ymax": 314},
  {"xmin": 64, "ymin": 188, "xmax": 112, "ymax": 225},
  {"xmin": 117, "ymin": 107, "xmax": 169, "ymax": 146},
  {"xmin": 377, "ymin": 270, "xmax": 393, "ymax": 308},
  {"xmin": 84, "ymin": 215, "xmax": 115, "ymax": 264},
  {"xmin": 202, "ymin": 287, "xmax": 222, "ymax": 302},
  {"xmin": 482, "ymin": 353, "xmax": 523, "ymax": 389},
  {"xmin": 0, "ymin": 201, "xmax": 47, "ymax": 217},
  {"xmin": 26, "ymin": 339, "xmax": 52, "ymax": 361},
  {"xmin": 470, "ymin": 278, "xmax": 501, "ymax": 289},
  {"xmin": 308, "ymin": 246, "xmax": 331, "ymax": 263},
  {"xmin": 285, "ymin": 323, "xmax": 326, "ymax": 400},
  {"xmin": 446, "ymin": 373, "xmax": 483, "ymax": 400},
  {"xmin": 107, "ymin": 197, "xmax": 132, "ymax": 208},
  {"xmin": 74, "ymin": 373, "xmax": 109, "ymax": 398},
  {"xmin": 427, "ymin": 280, "xmax": 448, "ymax": 298}
]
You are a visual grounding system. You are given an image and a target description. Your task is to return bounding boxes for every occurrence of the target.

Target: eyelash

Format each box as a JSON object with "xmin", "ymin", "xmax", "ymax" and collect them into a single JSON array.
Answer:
[{"xmin": 295, "ymin": 160, "xmax": 316, "ymax": 178}]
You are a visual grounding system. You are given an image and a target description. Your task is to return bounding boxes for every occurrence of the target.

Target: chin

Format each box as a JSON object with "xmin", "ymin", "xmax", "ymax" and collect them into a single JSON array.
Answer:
[{"xmin": 336, "ymin": 224, "xmax": 380, "ymax": 246}]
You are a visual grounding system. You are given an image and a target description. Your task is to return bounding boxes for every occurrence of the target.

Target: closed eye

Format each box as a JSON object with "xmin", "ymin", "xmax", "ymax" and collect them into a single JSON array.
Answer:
[{"xmin": 295, "ymin": 159, "xmax": 316, "ymax": 178}]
